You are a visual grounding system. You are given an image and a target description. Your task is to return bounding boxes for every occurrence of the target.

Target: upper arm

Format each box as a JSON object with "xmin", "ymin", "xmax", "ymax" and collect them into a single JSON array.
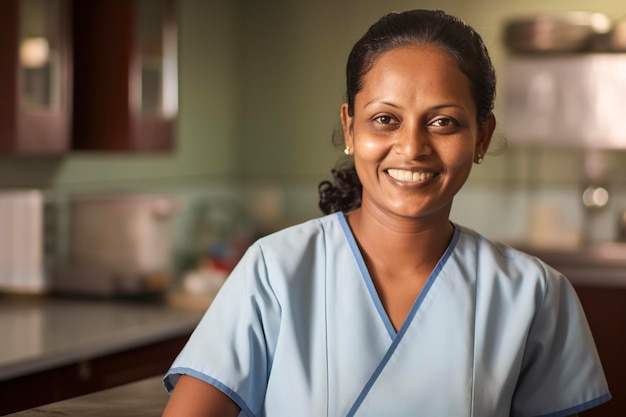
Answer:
[
  {"xmin": 511, "ymin": 267, "xmax": 609, "ymax": 415},
  {"xmin": 162, "ymin": 374, "xmax": 240, "ymax": 417},
  {"xmin": 163, "ymin": 244, "xmax": 281, "ymax": 415}
]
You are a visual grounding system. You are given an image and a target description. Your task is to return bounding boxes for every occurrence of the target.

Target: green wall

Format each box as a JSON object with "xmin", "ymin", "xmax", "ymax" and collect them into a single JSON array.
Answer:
[
  {"xmin": 2, "ymin": 0, "xmax": 625, "ymax": 267},
  {"xmin": 3, "ymin": 0, "xmax": 626, "ymax": 192}
]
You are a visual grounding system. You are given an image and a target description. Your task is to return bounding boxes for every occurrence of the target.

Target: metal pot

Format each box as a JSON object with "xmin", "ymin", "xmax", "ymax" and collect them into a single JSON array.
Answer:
[
  {"xmin": 587, "ymin": 17, "xmax": 626, "ymax": 52},
  {"xmin": 619, "ymin": 210, "xmax": 626, "ymax": 242},
  {"xmin": 504, "ymin": 12, "xmax": 612, "ymax": 54}
]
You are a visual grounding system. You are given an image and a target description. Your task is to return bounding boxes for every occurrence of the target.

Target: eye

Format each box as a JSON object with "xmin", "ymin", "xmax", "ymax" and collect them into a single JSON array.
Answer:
[
  {"xmin": 371, "ymin": 114, "xmax": 401, "ymax": 130},
  {"xmin": 375, "ymin": 115, "xmax": 394, "ymax": 125},
  {"xmin": 431, "ymin": 117, "xmax": 457, "ymax": 127},
  {"xmin": 429, "ymin": 116, "xmax": 461, "ymax": 133}
]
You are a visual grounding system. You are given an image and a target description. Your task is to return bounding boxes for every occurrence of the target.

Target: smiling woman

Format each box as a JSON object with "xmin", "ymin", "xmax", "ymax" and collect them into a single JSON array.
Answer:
[
  {"xmin": 337, "ymin": 43, "xmax": 494, "ymax": 331},
  {"xmin": 161, "ymin": 10, "xmax": 610, "ymax": 417}
]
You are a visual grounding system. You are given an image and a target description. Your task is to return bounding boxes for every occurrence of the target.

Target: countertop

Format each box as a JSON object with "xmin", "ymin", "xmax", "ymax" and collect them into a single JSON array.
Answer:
[
  {"xmin": 0, "ymin": 295, "xmax": 203, "ymax": 381},
  {"xmin": 5, "ymin": 376, "xmax": 167, "ymax": 416}
]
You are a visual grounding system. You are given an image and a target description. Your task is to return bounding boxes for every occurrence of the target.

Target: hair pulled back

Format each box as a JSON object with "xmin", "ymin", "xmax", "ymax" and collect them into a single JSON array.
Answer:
[{"xmin": 318, "ymin": 9, "xmax": 496, "ymax": 215}]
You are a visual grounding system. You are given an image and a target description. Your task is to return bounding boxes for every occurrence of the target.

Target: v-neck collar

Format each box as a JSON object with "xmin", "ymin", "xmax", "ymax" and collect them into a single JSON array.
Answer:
[{"xmin": 336, "ymin": 211, "xmax": 461, "ymax": 339}]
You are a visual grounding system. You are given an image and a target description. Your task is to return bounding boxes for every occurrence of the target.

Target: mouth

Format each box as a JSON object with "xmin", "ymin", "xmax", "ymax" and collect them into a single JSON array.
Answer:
[{"xmin": 386, "ymin": 168, "xmax": 438, "ymax": 183}]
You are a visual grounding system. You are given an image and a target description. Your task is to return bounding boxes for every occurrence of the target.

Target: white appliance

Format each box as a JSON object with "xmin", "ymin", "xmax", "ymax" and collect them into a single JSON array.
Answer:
[
  {"xmin": 0, "ymin": 190, "xmax": 54, "ymax": 293},
  {"xmin": 505, "ymin": 54, "xmax": 626, "ymax": 149},
  {"xmin": 54, "ymin": 194, "xmax": 179, "ymax": 296}
]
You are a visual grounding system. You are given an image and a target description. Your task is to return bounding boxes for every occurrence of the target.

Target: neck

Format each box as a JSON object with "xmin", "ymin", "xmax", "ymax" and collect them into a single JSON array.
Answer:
[{"xmin": 345, "ymin": 206, "xmax": 454, "ymax": 273}]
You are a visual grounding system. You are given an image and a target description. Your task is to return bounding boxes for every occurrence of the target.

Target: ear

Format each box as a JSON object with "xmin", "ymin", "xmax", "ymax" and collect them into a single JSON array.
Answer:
[
  {"xmin": 340, "ymin": 103, "xmax": 353, "ymax": 150},
  {"xmin": 475, "ymin": 113, "xmax": 496, "ymax": 160}
]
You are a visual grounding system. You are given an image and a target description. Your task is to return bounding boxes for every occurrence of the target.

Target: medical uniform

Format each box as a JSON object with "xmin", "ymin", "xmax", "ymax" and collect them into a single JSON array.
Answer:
[{"xmin": 164, "ymin": 212, "xmax": 610, "ymax": 417}]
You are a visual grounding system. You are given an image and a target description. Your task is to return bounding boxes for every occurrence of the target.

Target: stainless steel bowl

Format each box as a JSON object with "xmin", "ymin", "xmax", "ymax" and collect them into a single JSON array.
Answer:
[
  {"xmin": 504, "ymin": 12, "xmax": 612, "ymax": 53},
  {"xmin": 587, "ymin": 17, "xmax": 626, "ymax": 52}
]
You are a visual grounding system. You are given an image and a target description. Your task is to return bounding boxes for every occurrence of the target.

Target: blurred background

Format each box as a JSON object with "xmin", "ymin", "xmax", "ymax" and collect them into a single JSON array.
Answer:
[
  {"xmin": 2, "ymin": 0, "xmax": 626, "ymax": 414},
  {"xmin": 2, "ymin": 0, "xmax": 626, "ymax": 279}
]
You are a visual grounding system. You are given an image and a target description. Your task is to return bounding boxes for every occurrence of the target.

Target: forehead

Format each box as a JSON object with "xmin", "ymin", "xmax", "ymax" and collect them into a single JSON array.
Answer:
[
  {"xmin": 365, "ymin": 44, "xmax": 463, "ymax": 85},
  {"xmin": 357, "ymin": 44, "xmax": 474, "ymax": 109}
]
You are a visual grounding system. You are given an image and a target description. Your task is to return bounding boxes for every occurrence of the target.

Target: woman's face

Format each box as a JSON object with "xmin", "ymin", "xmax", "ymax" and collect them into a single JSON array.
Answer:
[{"xmin": 341, "ymin": 45, "xmax": 494, "ymax": 223}]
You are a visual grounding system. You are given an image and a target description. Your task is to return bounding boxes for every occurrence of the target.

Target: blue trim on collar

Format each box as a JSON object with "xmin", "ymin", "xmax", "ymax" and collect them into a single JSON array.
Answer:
[
  {"xmin": 337, "ymin": 212, "xmax": 462, "ymax": 417},
  {"xmin": 337, "ymin": 211, "xmax": 396, "ymax": 338}
]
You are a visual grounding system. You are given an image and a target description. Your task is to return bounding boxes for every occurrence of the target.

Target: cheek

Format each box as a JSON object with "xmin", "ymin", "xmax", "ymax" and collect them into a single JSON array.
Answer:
[
  {"xmin": 440, "ymin": 143, "xmax": 475, "ymax": 171},
  {"xmin": 355, "ymin": 133, "xmax": 390, "ymax": 159}
]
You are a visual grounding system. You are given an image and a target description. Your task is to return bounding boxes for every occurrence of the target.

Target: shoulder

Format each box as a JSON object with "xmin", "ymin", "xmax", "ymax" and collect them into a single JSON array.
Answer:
[
  {"xmin": 454, "ymin": 223, "xmax": 549, "ymax": 268},
  {"xmin": 233, "ymin": 213, "xmax": 344, "ymax": 281},
  {"xmin": 453, "ymin": 228, "xmax": 611, "ymax": 416},
  {"xmin": 453, "ymin": 223, "xmax": 566, "ymax": 292},
  {"xmin": 253, "ymin": 212, "xmax": 343, "ymax": 256}
]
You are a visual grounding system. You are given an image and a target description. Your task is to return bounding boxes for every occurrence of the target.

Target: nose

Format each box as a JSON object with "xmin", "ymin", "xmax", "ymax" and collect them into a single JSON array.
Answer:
[{"xmin": 394, "ymin": 125, "xmax": 432, "ymax": 159}]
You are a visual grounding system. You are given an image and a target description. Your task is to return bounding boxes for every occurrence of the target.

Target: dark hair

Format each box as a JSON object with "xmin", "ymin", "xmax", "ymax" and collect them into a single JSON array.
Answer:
[{"xmin": 318, "ymin": 9, "xmax": 496, "ymax": 215}]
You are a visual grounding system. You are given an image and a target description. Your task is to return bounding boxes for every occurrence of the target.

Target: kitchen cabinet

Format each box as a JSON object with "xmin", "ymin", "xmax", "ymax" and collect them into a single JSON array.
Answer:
[
  {"xmin": 0, "ymin": 335, "xmax": 187, "ymax": 415},
  {"xmin": 576, "ymin": 285, "xmax": 626, "ymax": 417},
  {"xmin": 0, "ymin": 0, "xmax": 178, "ymax": 156},
  {"xmin": 71, "ymin": 0, "xmax": 178, "ymax": 152},
  {"xmin": 0, "ymin": 0, "xmax": 72, "ymax": 155}
]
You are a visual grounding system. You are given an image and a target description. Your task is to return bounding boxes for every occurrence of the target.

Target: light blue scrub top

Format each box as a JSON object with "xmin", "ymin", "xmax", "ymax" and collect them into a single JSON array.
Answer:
[{"xmin": 164, "ymin": 212, "xmax": 610, "ymax": 417}]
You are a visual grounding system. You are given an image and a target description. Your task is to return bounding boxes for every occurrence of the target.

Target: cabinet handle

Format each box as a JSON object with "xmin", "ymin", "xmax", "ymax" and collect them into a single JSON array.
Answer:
[{"xmin": 78, "ymin": 360, "xmax": 92, "ymax": 381}]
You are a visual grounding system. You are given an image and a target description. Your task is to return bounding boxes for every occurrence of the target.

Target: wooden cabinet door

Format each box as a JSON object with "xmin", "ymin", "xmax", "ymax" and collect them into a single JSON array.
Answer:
[
  {"xmin": 0, "ymin": 0, "xmax": 71, "ymax": 155},
  {"xmin": 576, "ymin": 285, "xmax": 626, "ymax": 417},
  {"xmin": 72, "ymin": 0, "xmax": 178, "ymax": 152}
]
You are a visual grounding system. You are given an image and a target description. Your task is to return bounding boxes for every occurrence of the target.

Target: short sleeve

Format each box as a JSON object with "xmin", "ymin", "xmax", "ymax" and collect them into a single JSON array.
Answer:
[
  {"xmin": 163, "ymin": 244, "xmax": 281, "ymax": 417},
  {"xmin": 511, "ymin": 267, "xmax": 611, "ymax": 417}
]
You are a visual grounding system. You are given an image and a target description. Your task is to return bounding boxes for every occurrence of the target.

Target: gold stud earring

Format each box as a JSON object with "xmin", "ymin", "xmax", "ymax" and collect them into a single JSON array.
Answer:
[{"xmin": 344, "ymin": 146, "xmax": 351, "ymax": 156}]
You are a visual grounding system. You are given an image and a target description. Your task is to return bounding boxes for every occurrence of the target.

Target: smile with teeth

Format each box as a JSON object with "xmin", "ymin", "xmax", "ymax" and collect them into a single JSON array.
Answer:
[{"xmin": 387, "ymin": 169, "xmax": 436, "ymax": 183}]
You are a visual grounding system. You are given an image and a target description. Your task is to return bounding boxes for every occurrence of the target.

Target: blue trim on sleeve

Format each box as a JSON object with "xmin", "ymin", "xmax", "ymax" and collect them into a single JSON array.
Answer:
[
  {"xmin": 164, "ymin": 367, "xmax": 257, "ymax": 417},
  {"xmin": 534, "ymin": 393, "xmax": 612, "ymax": 417}
]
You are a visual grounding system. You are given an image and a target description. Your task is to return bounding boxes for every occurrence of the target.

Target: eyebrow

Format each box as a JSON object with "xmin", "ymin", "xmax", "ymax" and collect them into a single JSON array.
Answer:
[
  {"xmin": 431, "ymin": 103, "xmax": 466, "ymax": 111},
  {"xmin": 362, "ymin": 99, "xmax": 401, "ymax": 109},
  {"xmin": 363, "ymin": 100, "xmax": 467, "ymax": 112}
]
